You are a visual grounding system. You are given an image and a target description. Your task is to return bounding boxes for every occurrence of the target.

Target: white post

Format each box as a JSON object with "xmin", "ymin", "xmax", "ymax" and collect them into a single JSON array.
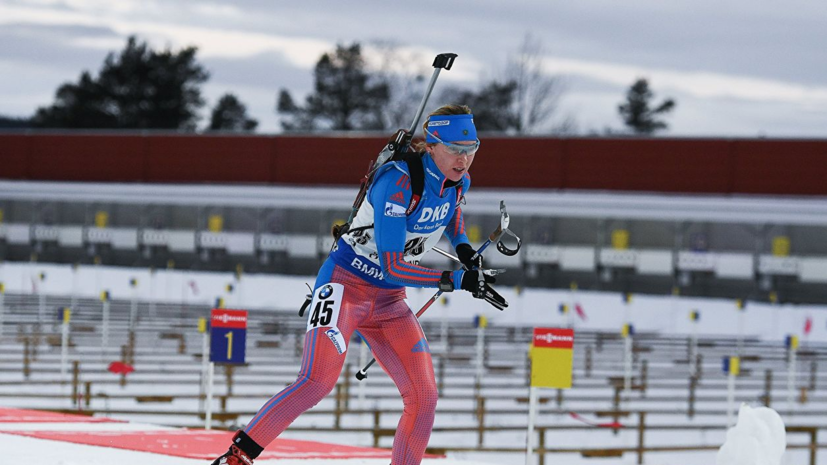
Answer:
[
  {"xmin": 129, "ymin": 290, "xmax": 138, "ymax": 332},
  {"xmin": 358, "ymin": 339, "xmax": 368, "ymax": 409},
  {"xmin": 200, "ymin": 330, "xmax": 209, "ymax": 412},
  {"xmin": 60, "ymin": 309, "xmax": 70, "ymax": 382},
  {"xmin": 38, "ymin": 292, "xmax": 45, "ymax": 326},
  {"xmin": 624, "ymin": 335, "xmax": 633, "ymax": 393},
  {"xmin": 669, "ymin": 288, "xmax": 678, "ymax": 334},
  {"xmin": 737, "ymin": 310, "xmax": 744, "ymax": 357},
  {"xmin": 475, "ymin": 324, "xmax": 486, "ymax": 389},
  {"xmin": 149, "ymin": 269, "xmax": 156, "ymax": 319},
  {"xmin": 787, "ymin": 345, "xmax": 797, "ymax": 412},
  {"xmin": 0, "ymin": 285, "xmax": 5, "ymax": 338},
  {"xmin": 690, "ymin": 321, "xmax": 698, "ymax": 378},
  {"xmin": 236, "ymin": 277, "xmax": 244, "ymax": 309},
  {"xmin": 440, "ymin": 301, "xmax": 449, "ymax": 355},
  {"xmin": 205, "ymin": 361, "xmax": 215, "ymax": 430},
  {"xmin": 101, "ymin": 299, "xmax": 110, "ymax": 351},
  {"xmin": 70, "ymin": 265, "xmax": 78, "ymax": 311},
  {"xmin": 94, "ymin": 261, "xmax": 101, "ymax": 299},
  {"xmin": 726, "ymin": 371, "xmax": 736, "ymax": 427},
  {"xmin": 669, "ymin": 290, "xmax": 679, "ymax": 360},
  {"xmin": 525, "ymin": 386, "xmax": 538, "ymax": 465}
]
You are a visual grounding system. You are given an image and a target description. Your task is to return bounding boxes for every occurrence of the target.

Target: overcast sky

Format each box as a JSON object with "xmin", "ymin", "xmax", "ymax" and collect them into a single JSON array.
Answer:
[{"xmin": 2, "ymin": 0, "xmax": 826, "ymax": 137}]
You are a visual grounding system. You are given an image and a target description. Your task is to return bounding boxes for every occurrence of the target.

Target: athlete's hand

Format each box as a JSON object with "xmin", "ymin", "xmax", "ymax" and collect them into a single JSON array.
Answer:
[
  {"xmin": 460, "ymin": 270, "xmax": 507, "ymax": 310},
  {"xmin": 456, "ymin": 243, "xmax": 483, "ymax": 270},
  {"xmin": 460, "ymin": 269, "xmax": 495, "ymax": 292}
]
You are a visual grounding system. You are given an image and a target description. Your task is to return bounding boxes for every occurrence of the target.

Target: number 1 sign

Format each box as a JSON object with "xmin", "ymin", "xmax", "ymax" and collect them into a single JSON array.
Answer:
[{"xmin": 210, "ymin": 309, "xmax": 247, "ymax": 365}]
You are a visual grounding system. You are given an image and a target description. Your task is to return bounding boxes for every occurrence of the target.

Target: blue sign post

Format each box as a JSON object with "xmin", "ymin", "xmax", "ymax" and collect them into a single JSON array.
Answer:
[{"xmin": 206, "ymin": 309, "xmax": 248, "ymax": 429}]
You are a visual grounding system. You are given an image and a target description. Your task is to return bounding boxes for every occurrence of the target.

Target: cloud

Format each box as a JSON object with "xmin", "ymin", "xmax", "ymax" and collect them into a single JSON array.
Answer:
[{"xmin": 542, "ymin": 56, "xmax": 827, "ymax": 107}]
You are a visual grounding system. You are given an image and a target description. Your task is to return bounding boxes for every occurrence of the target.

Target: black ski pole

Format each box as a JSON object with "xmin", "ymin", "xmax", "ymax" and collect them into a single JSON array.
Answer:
[
  {"xmin": 355, "ymin": 207, "xmax": 521, "ymax": 381},
  {"xmin": 340, "ymin": 53, "xmax": 458, "ymax": 234}
]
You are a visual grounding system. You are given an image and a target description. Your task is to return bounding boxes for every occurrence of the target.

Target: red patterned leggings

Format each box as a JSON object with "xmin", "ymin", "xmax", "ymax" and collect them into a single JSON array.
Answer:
[{"xmin": 244, "ymin": 265, "xmax": 438, "ymax": 465}]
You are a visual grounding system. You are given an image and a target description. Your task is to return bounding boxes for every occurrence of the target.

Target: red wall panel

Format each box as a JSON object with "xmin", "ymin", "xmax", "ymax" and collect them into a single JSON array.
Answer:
[
  {"xmin": 2, "ymin": 133, "xmax": 827, "ymax": 196},
  {"xmin": 271, "ymin": 136, "xmax": 387, "ymax": 185},
  {"xmin": 28, "ymin": 135, "xmax": 147, "ymax": 182},
  {"xmin": 730, "ymin": 140, "xmax": 827, "ymax": 196},
  {"xmin": 0, "ymin": 134, "xmax": 32, "ymax": 179},
  {"xmin": 466, "ymin": 138, "xmax": 565, "ymax": 189},
  {"xmin": 145, "ymin": 135, "xmax": 274, "ymax": 183},
  {"xmin": 563, "ymin": 139, "xmax": 733, "ymax": 193}
]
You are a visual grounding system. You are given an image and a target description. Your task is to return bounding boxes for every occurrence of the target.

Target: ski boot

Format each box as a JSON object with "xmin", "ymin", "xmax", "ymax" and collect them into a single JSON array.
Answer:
[{"xmin": 210, "ymin": 430, "xmax": 263, "ymax": 465}]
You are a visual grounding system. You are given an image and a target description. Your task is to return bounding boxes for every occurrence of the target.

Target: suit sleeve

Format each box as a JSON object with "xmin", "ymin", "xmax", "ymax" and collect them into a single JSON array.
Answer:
[{"xmin": 372, "ymin": 169, "xmax": 450, "ymax": 288}]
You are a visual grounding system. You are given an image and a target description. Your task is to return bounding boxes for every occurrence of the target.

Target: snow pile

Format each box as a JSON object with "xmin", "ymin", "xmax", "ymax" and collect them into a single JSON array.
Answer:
[{"xmin": 716, "ymin": 403, "xmax": 786, "ymax": 465}]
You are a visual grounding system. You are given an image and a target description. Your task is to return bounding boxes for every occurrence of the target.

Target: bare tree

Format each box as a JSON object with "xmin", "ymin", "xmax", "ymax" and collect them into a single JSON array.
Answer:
[{"xmin": 506, "ymin": 33, "xmax": 567, "ymax": 134}]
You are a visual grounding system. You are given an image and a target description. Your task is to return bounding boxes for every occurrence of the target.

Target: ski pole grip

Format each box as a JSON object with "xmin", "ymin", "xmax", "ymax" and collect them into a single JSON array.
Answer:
[{"xmin": 433, "ymin": 53, "xmax": 457, "ymax": 70}]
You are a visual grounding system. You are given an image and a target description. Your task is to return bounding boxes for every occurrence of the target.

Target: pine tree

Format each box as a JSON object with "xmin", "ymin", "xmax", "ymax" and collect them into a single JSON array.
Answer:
[
  {"xmin": 618, "ymin": 78, "xmax": 676, "ymax": 135},
  {"xmin": 208, "ymin": 93, "xmax": 258, "ymax": 132},
  {"xmin": 33, "ymin": 36, "xmax": 209, "ymax": 130},
  {"xmin": 277, "ymin": 43, "xmax": 389, "ymax": 131}
]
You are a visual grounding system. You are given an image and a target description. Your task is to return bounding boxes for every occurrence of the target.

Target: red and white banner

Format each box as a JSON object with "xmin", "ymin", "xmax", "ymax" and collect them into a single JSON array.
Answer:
[
  {"xmin": 533, "ymin": 328, "xmax": 574, "ymax": 349},
  {"xmin": 210, "ymin": 309, "xmax": 248, "ymax": 329}
]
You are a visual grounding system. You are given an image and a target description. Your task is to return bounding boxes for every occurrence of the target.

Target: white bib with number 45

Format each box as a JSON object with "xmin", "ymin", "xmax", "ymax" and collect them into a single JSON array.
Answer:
[{"xmin": 306, "ymin": 283, "xmax": 347, "ymax": 355}]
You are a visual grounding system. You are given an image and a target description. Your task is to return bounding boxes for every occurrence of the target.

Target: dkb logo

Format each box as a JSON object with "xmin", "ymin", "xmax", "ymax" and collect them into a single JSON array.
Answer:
[{"xmin": 417, "ymin": 203, "xmax": 450, "ymax": 223}]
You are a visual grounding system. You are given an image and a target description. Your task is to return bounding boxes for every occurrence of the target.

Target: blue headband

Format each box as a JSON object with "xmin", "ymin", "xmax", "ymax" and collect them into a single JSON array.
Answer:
[{"xmin": 425, "ymin": 114, "xmax": 477, "ymax": 143}]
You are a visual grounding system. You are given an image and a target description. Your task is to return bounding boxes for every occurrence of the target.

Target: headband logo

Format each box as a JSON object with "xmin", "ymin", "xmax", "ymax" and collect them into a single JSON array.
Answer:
[{"xmin": 428, "ymin": 120, "xmax": 450, "ymax": 127}]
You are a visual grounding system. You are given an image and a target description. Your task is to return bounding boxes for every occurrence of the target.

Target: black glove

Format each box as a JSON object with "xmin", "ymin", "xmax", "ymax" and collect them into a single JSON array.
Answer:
[
  {"xmin": 460, "ymin": 270, "xmax": 508, "ymax": 311},
  {"xmin": 456, "ymin": 243, "xmax": 483, "ymax": 270}
]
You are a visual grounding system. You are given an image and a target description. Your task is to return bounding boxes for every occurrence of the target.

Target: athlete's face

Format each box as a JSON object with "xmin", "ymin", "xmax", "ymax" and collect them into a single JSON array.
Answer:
[{"xmin": 427, "ymin": 142, "xmax": 476, "ymax": 182}]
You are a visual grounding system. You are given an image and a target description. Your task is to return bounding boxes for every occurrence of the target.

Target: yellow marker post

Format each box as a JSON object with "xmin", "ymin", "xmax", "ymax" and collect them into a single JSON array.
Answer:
[
  {"xmin": 723, "ymin": 355, "xmax": 740, "ymax": 427},
  {"xmin": 467, "ymin": 225, "xmax": 482, "ymax": 243},
  {"xmin": 772, "ymin": 236, "xmax": 790, "ymax": 257},
  {"xmin": 611, "ymin": 229, "xmax": 630, "ymax": 250},
  {"xmin": 95, "ymin": 211, "xmax": 108, "ymax": 229},
  {"xmin": 208, "ymin": 214, "xmax": 224, "ymax": 233},
  {"xmin": 527, "ymin": 328, "xmax": 574, "ymax": 464},
  {"xmin": 622, "ymin": 293, "xmax": 633, "ymax": 336},
  {"xmin": 689, "ymin": 309, "xmax": 700, "ymax": 378},
  {"xmin": 621, "ymin": 323, "xmax": 635, "ymax": 392},
  {"xmin": 786, "ymin": 335, "xmax": 799, "ymax": 410}
]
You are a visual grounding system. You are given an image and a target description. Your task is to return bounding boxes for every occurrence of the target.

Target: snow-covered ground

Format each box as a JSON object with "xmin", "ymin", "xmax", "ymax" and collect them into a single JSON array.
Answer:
[{"xmin": 1, "ymin": 261, "xmax": 825, "ymax": 464}]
